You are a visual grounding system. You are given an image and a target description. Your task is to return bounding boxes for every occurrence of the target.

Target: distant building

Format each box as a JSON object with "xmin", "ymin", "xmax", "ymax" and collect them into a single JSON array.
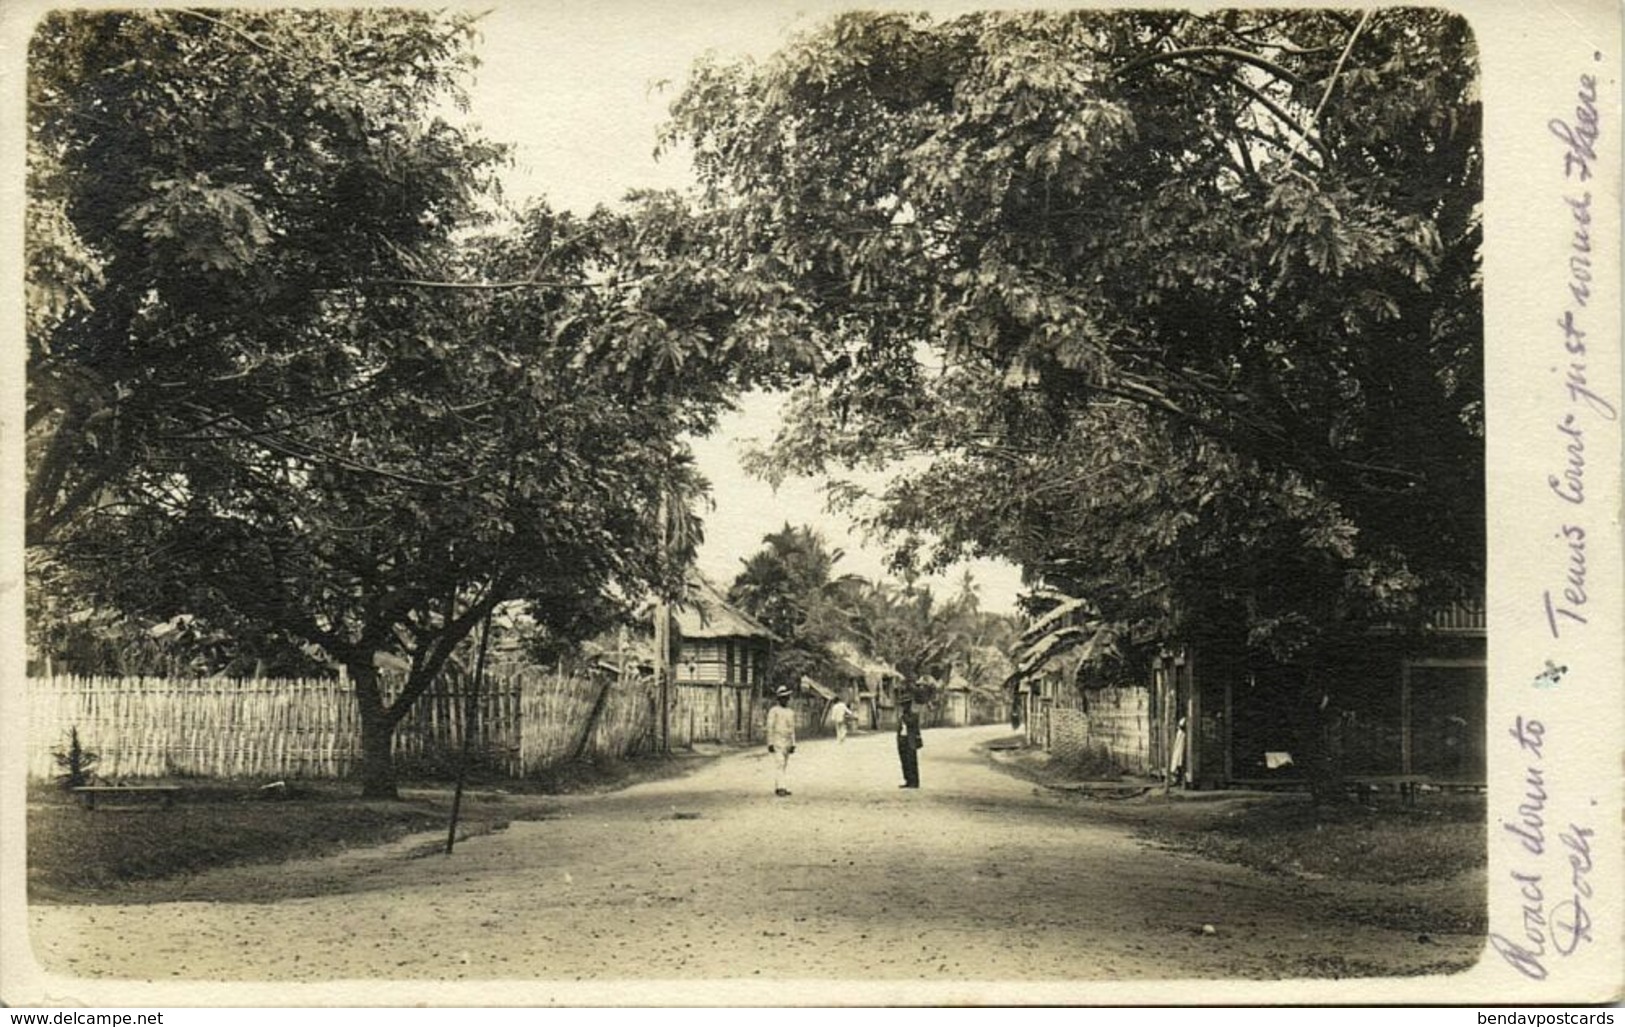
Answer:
[
  {"xmin": 668, "ymin": 576, "xmax": 777, "ymax": 744},
  {"xmin": 672, "ymin": 577, "xmax": 776, "ymax": 692},
  {"xmin": 1014, "ymin": 600, "xmax": 1486, "ymax": 791},
  {"xmin": 827, "ymin": 639, "xmax": 902, "ymax": 729},
  {"xmin": 938, "ymin": 664, "xmax": 1011, "ymax": 728}
]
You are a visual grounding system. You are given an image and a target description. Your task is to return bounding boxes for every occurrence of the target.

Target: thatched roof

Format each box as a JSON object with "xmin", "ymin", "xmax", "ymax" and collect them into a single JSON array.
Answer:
[
  {"xmin": 672, "ymin": 577, "xmax": 779, "ymax": 642},
  {"xmin": 828, "ymin": 639, "xmax": 899, "ymax": 682},
  {"xmin": 799, "ymin": 676, "xmax": 837, "ymax": 701}
]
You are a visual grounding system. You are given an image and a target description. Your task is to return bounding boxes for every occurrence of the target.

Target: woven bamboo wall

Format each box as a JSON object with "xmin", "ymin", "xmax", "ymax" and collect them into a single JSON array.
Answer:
[
  {"xmin": 1047, "ymin": 686, "xmax": 1152, "ymax": 773},
  {"xmin": 27, "ymin": 670, "xmax": 657, "ymax": 781}
]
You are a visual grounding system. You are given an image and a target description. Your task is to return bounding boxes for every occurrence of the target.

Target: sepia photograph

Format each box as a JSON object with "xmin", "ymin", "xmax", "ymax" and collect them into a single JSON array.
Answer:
[{"xmin": 3, "ymin": 0, "xmax": 1619, "ymax": 1008}]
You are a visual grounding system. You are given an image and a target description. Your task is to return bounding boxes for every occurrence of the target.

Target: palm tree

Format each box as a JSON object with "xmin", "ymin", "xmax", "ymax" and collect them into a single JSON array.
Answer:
[{"xmin": 728, "ymin": 524, "xmax": 861, "ymax": 688}]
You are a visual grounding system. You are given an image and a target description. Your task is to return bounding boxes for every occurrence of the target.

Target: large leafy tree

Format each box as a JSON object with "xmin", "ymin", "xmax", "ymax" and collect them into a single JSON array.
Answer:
[
  {"xmin": 26, "ymin": 9, "xmax": 503, "ymax": 547},
  {"xmin": 47, "ymin": 198, "xmax": 720, "ymax": 798},
  {"xmin": 726, "ymin": 525, "xmax": 1017, "ymax": 696},
  {"xmin": 27, "ymin": 11, "xmax": 743, "ymax": 797},
  {"xmin": 668, "ymin": 9, "xmax": 1482, "ymax": 789}
]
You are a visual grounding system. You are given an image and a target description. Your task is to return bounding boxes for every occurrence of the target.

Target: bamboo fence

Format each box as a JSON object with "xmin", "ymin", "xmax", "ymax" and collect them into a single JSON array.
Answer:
[{"xmin": 27, "ymin": 669, "xmax": 657, "ymax": 782}]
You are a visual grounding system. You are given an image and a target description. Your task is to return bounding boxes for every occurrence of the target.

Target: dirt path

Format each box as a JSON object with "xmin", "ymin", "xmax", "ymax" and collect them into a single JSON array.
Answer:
[{"xmin": 28, "ymin": 726, "xmax": 1481, "ymax": 983}]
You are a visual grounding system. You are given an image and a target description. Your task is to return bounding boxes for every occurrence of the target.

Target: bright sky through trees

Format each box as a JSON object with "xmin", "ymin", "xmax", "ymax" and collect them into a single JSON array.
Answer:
[{"xmin": 463, "ymin": 2, "xmax": 1027, "ymax": 611}]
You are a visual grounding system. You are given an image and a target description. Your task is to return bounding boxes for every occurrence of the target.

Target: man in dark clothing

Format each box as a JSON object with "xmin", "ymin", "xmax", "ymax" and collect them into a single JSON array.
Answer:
[{"xmin": 896, "ymin": 694, "xmax": 923, "ymax": 788}]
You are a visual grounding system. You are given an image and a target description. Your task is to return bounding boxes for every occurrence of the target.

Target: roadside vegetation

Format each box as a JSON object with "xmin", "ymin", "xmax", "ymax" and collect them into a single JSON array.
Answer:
[
  {"xmin": 985, "ymin": 740, "xmax": 1486, "ymax": 890},
  {"xmin": 1132, "ymin": 792, "xmax": 1486, "ymax": 888},
  {"xmin": 27, "ymin": 784, "xmax": 456, "ymax": 901},
  {"xmin": 27, "ymin": 752, "xmax": 713, "ymax": 903}
]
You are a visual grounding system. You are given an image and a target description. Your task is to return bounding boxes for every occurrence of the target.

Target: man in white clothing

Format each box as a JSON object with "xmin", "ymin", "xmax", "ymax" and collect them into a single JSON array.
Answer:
[
  {"xmin": 766, "ymin": 685, "xmax": 797, "ymax": 796},
  {"xmin": 828, "ymin": 696, "xmax": 856, "ymax": 743}
]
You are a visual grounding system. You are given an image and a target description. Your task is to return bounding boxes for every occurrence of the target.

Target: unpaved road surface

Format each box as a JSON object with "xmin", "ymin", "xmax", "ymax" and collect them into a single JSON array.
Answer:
[{"xmin": 29, "ymin": 726, "xmax": 1482, "ymax": 983}]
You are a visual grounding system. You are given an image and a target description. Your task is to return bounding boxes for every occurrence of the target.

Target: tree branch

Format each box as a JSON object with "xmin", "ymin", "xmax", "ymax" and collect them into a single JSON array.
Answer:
[
  {"xmin": 173, "ymin": 9, "xmax": 301, "ymax": 63},
  {"xmin": 253, "ymin": 431, "xmax": 491, "ymax": 489},
  {"xmin": 365, "ymin": 276, "xmax": 599, "ymax": 292},
  {"xmin": 1309, "ymin": 10, "xmax": 1373, "ymax": 127},
  {"xmin": 385, "ymin": 577, "xmax": 510, "ymax": 725},
  {"xmin": 1219, "ymin": 21, "xmax": 1338, "ymax": 57},
  {"xmin": 1110, "ymin": 45, "xmax": 1306, "ymax": 88},
  {"xmin": 1179, "ymin": 59, "xmax": 1329, "ymax": 167}
]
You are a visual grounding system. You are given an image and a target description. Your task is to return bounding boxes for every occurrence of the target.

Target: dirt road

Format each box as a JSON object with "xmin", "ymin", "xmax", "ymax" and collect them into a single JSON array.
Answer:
[{"xmin": 28, "ymin": 725, "xmax": 1482, "ymax": 985}]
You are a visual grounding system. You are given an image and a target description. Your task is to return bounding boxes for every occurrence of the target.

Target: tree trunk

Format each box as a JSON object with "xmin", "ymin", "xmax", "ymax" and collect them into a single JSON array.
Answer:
[{"xmin": 351, "ymin": 661, "xmax": 400, "ymax": 800}]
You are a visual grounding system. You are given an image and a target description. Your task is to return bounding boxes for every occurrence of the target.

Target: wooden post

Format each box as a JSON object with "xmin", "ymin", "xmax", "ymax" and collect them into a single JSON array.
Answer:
[
  {"xmin": 572, "ymin": 677, "xmax": 614, "ymax": 763},
  {"xmin": 447, "ymin": 605, "xmax": 494, "ymax": 855},
  {"xmin": 654, "ymin": 603, "xmax": 669, "ymax": 754},
  {"xmin": 1186, "ymin": 647, "xmax": 1201, "ymax": 788},
  {"xmin": 1160, "ymin": 656, "xmax": 1175, "ymax": 797},
  {"xmin": 654, "ymin": 492, "xmax": 670, "ymax": 754}
]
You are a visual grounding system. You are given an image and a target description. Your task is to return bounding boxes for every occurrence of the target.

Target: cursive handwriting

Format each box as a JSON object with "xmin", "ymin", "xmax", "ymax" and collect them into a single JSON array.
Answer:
[
  {"xmin": 1510, "ymin": 62, "xmax": 1610, "ymax": 990},
  {"xmin": 1543, "ymin": 524, "xmax": 1588, "ymax": 637},
  {"xmin": 1549, "ymin": 74, "xmax": 1599, "ymax": 182},
  {"xmin": 1493, "ymin": 718, "xmax": 1551, "ymax": 979},
  {"xmin": 1546, "ymin": 414, "xmax": 1585, "ymax": 505},
  {"xmin": 1544, "ymin": 74, "xmax": 1614, "ymax": 640},
  {"xmin": 1553, "ymin": 200, "xmax": 1619, "ymax": 421},
  {"xmin": 1563, "ymin": 195, "xmax": 1593, "ymax": 307},
  {"xmin": 1493, "ymin": 717, "xmax": 1601, "ymax": 979},
  {"xmin": 1552, "ymin": 825, "xmax": 1595, "ymax": 956},
  {"xmin": 1502, "ymin": 718, "xmax": 1547, "ymax": 856}
]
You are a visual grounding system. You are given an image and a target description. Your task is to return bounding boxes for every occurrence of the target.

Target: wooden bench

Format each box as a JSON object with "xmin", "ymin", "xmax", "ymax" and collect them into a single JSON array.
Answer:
[{"xmin": 72, "ymin": 785, "xmax": 182, "ymax": 810}]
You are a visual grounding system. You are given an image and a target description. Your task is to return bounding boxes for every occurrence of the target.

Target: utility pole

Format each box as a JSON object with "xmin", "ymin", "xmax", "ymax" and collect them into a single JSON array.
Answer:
[
  {"xmin": 446, "ymin": 602, "xmax": 494, "ymax": 855},
  {"xmin": 654, "ymin": 490, "xmax": 670, "ymax": 754}
]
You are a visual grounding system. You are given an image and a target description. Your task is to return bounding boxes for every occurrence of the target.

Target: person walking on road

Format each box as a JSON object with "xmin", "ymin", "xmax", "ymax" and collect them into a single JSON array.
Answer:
[
  {"xmin": 766, "ymin": 685, "xmax": 797, "ymax": 796},
  {"xmin": 896, "ymin": 693, "xmax": 923, "ymax": 788},
  {"xmin": 829, "ymin": 695, "xmax": 856, "ymax": 743}
]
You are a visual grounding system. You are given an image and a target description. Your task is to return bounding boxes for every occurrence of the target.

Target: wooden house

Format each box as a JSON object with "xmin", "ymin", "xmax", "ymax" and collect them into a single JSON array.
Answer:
[
  {"xmin": 1016, "ymin": 650, "xmax": 1155, "ymax": 773},
  {"xmin": 668, "ymin": 577, "xmax": 777, "ymax": 745},
  {"xmin": 1161, "ymin": 601, "xmax": 1487, "ymax": 790},
  {"xmin": 1017, "ymin": 601, "xmax": 1486, "ymax": 790}
]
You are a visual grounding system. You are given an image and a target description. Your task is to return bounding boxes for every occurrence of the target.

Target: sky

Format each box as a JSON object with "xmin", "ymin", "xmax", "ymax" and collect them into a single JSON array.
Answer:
[{"xmin": 462, "ymin": 2, "xmax": 1027, "ymax": 613}]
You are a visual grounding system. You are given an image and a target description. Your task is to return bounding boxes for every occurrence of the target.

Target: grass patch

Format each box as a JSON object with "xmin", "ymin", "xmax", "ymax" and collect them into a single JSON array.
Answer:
[
  {"xmin": 984, "ymin": 741, "xmax": 1486, "ymax": 938},
  {"xmin": 27, "ymin": 783, "xmax": 454, "ymax": 901},
  {"xmin": 983, "ymin": 741, "xmax": 1485, "ymax": 885},
  {"xmin": 27, "ymin": 750, "xmax": 716, "ymax": 903},
  {"xmin": 1136, "ymin": 792, "xmax": 1486, "ymax": 884},
  {"xmin": 1049, "ymin": 745, "xmax": 1132, "ymax": 782}
]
